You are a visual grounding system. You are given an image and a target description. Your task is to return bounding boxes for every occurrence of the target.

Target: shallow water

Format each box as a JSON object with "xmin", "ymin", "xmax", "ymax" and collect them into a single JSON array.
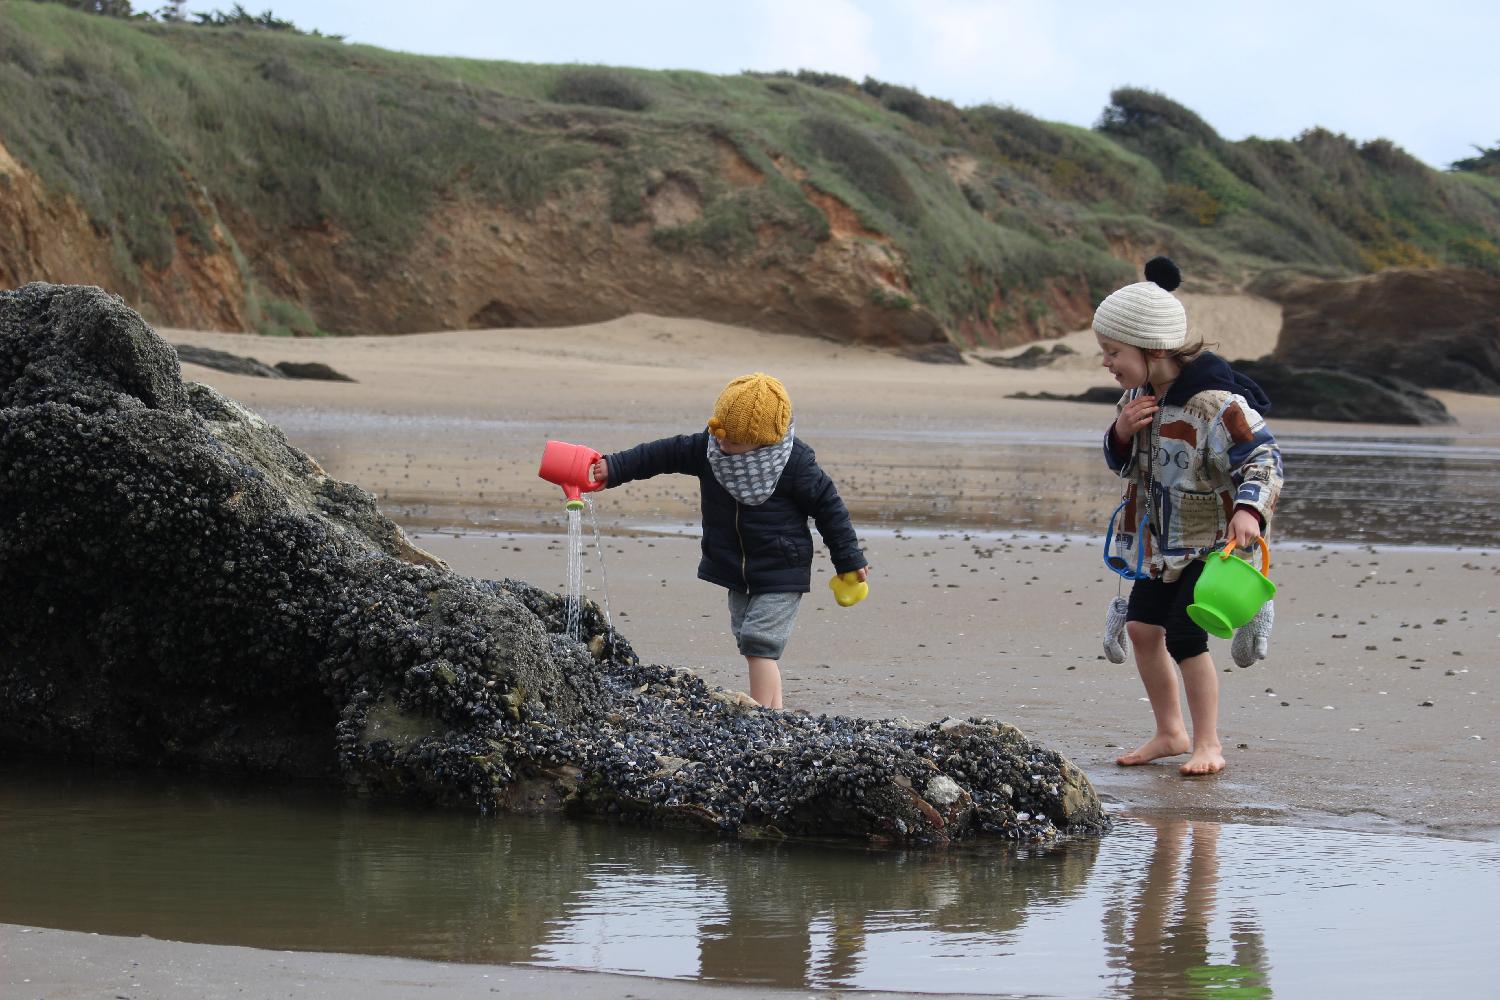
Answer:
[
  {"xmin": 262, "ymin": 408, "xmax": 1500, "ymax": 548},
  {"xmin": 3, "ymin": 765, "xmax": 1495, "ymax": 998}
]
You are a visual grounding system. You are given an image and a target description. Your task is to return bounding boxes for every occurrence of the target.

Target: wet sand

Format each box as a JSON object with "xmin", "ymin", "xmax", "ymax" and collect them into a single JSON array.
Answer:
[
  {"xmin": 0, "ymin": 922, "xmax": 947, "ymax": 1000},
  {"xmin": 12, "ymin": 300, "xmax": 1497, "ymax": 998}
]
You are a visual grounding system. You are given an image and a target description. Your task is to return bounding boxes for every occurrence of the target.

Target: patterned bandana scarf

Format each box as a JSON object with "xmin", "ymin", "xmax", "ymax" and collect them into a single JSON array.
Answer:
[{"xmin": 706, "ymin": 422, "xmax": 795, "ymax": 505}]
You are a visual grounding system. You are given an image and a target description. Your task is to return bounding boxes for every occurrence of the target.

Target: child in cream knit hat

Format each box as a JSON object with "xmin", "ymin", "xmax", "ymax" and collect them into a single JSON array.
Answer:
[
  {"xmin": 590, "ymin": 373, "xmax": 868, "ymax": 709},
  {"xmin": 1095, "ymin": 258, "xmax": 1283, "ymax": 777}
]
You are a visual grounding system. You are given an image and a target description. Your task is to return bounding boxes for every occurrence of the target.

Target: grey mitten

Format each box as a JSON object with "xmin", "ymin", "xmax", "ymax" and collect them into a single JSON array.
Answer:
[
  {"xmin": 1231, "ymin": 600, "xmax": 1274, "ymax": 667},
  {"xmin": 1103, "ymin": 596, "xmax": 1129, "ymax": 663}
]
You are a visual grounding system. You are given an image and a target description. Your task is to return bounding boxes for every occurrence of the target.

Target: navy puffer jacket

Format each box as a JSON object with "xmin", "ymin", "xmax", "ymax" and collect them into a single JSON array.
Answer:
[{"xmin": 603, "ymin": 431, "xmax": 866, "ymax": 594}]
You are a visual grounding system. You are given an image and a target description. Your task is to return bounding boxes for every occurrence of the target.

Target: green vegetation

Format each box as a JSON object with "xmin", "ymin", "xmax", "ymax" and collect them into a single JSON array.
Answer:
[
  {"xmin": 32, "ymin": 0, "xmax": 141, "ymax": 17},
  {"xmin": 2, "ymin": 4, "xmax": 1498, "ymax": 343},
  {"xmin": 870, "ymin": 288, "xmax": 914, "ymax": 310},
  {"xmin": 34, "ymin": 0, "xmax": 336, "ymax": 36},
  {"xmin": 550, "ymin": 66, "xmax": 651, "ymax": 111},
  {"xmin": 0, "ymin": 2, "xmax": 604, "ymax": 299},
  {"xmin": 651, "ymin": 198, "xmax": 755, "ymax": 255},
  {"xmin": 250, "ymin": 293, "xmax": 324, "ymax": 337},
  {"xmin": 1096, "ymin": 88, "xmax": 1500, "ymax": 275},
  {"xmin": 1451, "ymin": 141, "xmax": 1500, "ymax": 177},
  {"xmin": 802, "ymin": 114, "xmax": 921, "ymax": 221}
]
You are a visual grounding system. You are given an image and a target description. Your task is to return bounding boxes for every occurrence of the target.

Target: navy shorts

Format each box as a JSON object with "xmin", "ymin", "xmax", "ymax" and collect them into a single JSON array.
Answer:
[
  {"xmin": 727, "ymin": 591, "xmax": 802, "ymax": 659},
  {"xmin": 1126, "ymin": 560, "xmax": 1209, "ymax": 663}
]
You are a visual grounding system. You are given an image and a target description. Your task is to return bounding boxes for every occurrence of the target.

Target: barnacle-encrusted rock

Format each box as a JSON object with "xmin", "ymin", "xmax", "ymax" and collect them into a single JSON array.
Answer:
[{"xmin": 0, "ymin": 283, "xmax": 1107, "ymax": 845}]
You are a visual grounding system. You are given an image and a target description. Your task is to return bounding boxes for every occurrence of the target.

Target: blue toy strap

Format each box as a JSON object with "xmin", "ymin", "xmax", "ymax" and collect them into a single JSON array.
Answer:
[
  {"xmin": 1104, "ymin": 498, "xmax": 1150, "ymax": 580},
  {"xmin": 1103, "ymin": 497, "xmax": 1125, "ymax": 572},
  {"xmin": 1130, "ymin": 510, "xmax": 1150, "ymax": 579}
]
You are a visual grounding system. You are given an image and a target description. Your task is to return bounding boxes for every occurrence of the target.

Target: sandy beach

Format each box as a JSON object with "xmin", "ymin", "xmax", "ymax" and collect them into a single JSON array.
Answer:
[{"xmin": 8, "ymin": 296, "xmax": 1499, "ymax": 998}]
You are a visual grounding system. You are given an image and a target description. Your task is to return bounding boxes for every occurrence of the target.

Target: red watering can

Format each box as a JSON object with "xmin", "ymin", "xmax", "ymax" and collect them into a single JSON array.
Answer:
[{"xmin": 538, "ymin": 440, "xmax": 604, "ymax": 509}]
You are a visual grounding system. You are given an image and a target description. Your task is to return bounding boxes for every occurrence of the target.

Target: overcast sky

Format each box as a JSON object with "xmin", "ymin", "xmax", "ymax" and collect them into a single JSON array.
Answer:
[{"xmin": 182, "ymin": 0, "xmax": 1497, "ymax": 170}]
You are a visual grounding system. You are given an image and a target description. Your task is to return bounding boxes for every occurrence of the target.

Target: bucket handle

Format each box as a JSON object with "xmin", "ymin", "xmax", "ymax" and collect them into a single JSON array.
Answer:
[{"xmin": 1216, "ymin": 536, "xmax": 1270, "ymax": 576}]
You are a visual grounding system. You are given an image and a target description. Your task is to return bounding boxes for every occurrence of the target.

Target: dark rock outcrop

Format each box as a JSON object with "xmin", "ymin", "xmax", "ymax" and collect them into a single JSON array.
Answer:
[
  {"xmin": 0, "ymin": 283, "xmax": 1106, "ymax": 846},
  {"xmin": 173, "ymin": 343, "xmax": 285, "ymax": 379},
  {"xmin": 173, "ymin": 343, "xmax": 356, "ymax": 382},
  {"xmin": 1008, "ymin": 387, "xmax": 1122, "ymax": 405},
  {"xmin": 1232, "ymin": 360, "xmax": 1454, "ymax": 425},
  {"xmin": 1009, "ymin": 363, "xmax": 1454, "ymax": 425},
  {"xmin": 1272, "ymin": 268, "xmax": 1500, "ymax": 394},
  {"xmin": 273, "ymin": 360, "xmax": 356, "ymax": 382},
  {"xmin": 981, "ymin": 344, "xmax": 1078, "ymax": 369}
]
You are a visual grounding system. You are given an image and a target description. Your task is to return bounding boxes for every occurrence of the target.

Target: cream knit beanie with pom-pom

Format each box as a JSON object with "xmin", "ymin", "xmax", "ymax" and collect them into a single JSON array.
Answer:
[{"xmin": 1092, "ymin": 257, "xmax": 1187, "ymax": 351}]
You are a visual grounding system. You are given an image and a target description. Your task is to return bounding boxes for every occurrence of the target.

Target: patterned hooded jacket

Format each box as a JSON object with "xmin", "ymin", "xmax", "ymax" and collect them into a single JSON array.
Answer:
[{"xmin": 1104, "ymin": 352, "xmax": 1283, "ymax": 581}]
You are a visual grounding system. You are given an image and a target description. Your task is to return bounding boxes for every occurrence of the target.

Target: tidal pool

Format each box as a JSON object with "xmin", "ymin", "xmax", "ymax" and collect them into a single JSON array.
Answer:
[{"xmin": 2, "ymin": 764, "xmax": 1495, "ymax": 998}]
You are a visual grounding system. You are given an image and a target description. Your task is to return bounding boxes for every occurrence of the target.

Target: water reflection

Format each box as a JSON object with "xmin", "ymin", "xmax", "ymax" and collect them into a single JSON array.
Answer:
[
  {"xmin": 532, "ymin": 833, "xmax": 1101, "ymax": 989},
  {"xmin": 1105, "ymin": 818, "xmax": 1269, "ymax": 999},
  {"xmin": 3, "ymin": 766, "xmax": 1498, "ymax": 997},
  {"xmin": 1275, "ymin": 446, "xmax": 1499, "ymax": 546},
  {"xmin": 0, "ymin": 765, "xmax": 1100, "ymax": 991}
]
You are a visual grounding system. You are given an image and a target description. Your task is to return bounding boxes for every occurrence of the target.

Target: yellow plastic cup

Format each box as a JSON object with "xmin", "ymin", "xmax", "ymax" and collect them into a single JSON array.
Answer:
[
  {"xmin": 1186, "ymin": 538, "xmax": 1276, "ymax": 639},
  {"xmin": 829, "ymin": 571, "xmax": 869, "ymax": 607}
]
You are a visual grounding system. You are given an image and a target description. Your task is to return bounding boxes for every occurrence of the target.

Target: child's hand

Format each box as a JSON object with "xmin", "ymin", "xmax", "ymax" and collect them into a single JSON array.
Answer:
[
  {"xmin": 1228, "ymin": 508, "xmax": 1260, "ymax": 549},
  {"xmin": 1113, "ymin": 395, "xmax": 1157, "ymax": 444},
  {"xmin": 853, "ymin": 566, "xmax": 869, "ymax": 582},
  {"xmin": 590, "ymin": 458, "xmax": 608, "ymax": 485}
]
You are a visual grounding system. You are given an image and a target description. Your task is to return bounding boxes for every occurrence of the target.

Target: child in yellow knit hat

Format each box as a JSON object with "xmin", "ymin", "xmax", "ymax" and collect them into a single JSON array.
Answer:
[
  {"xmin": 590, "ymin": 373, "xmax": 869, "ymax": 708},
  {"xmin": 707, "ymin": 372, "xmax": 793, "ymax": 446}
]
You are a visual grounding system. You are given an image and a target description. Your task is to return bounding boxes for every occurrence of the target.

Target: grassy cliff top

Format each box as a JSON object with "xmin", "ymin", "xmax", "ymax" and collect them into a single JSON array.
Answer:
[{"xmin": 3, "ymin": 2, "xmax": 1498, "ymax": 338}]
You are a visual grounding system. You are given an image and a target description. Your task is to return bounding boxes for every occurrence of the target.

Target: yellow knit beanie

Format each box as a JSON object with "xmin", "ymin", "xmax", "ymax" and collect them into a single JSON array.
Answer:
[{"xmin": 707, "ymin": 372, "xmax": 792, "ymax": 446}]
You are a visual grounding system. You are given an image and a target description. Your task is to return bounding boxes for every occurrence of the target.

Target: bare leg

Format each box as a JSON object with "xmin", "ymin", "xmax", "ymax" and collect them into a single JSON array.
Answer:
[
  {"xmin": 1116, "ymin": 622, "xmax": 1191, "ymax": 766},
  {"xmin": 747, "ymin": 655, "xmax": 782, "ymax": 709},
  {"xmin": 1176, "ymin": 651, "xmax": 1225, "ymax": 775}
]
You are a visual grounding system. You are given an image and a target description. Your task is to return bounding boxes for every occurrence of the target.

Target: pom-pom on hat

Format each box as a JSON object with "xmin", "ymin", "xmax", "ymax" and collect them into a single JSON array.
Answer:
[
  {"xmin": 708, "ymin": 372, "xmax": 792, "ymax": 446},
  {"xmin": 1092, "ymin": 256, "xmax": 1187, "ymax": 350}
]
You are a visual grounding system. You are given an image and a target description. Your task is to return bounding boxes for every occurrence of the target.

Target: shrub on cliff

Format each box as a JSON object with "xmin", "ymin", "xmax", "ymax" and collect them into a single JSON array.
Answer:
[
  {"xmin": 802, "ymin": 115, "xmax": 920, "ymax": 222},
  {"xmin": 550, "ymin": 67, "xmax": 651, "ymax": 112},
  {"xmin": 1451, "ymin": 141, "xmax": 1500, "ymax": 177},
  {"xmin": 1097, "ymin": 87, "xmax": 1224, "ymax": 149},
  {"xmin": 861, "ymin": 77, "xmax": 949, "ymax": 127}
]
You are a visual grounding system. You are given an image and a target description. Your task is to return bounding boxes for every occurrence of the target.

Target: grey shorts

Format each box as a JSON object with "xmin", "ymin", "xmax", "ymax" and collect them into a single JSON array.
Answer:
[{"xmin": 727, "ymin": 591, "xmax": 802, "ymax": 659}]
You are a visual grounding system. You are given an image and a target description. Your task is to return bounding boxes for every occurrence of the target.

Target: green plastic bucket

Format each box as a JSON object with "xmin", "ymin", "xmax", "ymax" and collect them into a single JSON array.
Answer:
[{"xmin": 1186, "ymin": 538, "xmax": 1276, "ymax": 639}]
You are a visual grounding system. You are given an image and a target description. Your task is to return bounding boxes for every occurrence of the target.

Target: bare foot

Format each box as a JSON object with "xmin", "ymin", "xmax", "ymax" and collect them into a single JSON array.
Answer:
[
  {"xmin": 1115, "ymin": 733, "xmax": 1190, "ymax": 766},
  {"xmin": 1179, "ymin": 746, "xmax": 1226, "ymax": 776}
]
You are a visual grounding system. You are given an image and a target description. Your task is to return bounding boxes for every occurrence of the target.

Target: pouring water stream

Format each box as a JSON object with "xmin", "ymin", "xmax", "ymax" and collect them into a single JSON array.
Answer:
[{"xmin": 563, "ymin": 497, "xmax": 614, "ymax": 655}]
